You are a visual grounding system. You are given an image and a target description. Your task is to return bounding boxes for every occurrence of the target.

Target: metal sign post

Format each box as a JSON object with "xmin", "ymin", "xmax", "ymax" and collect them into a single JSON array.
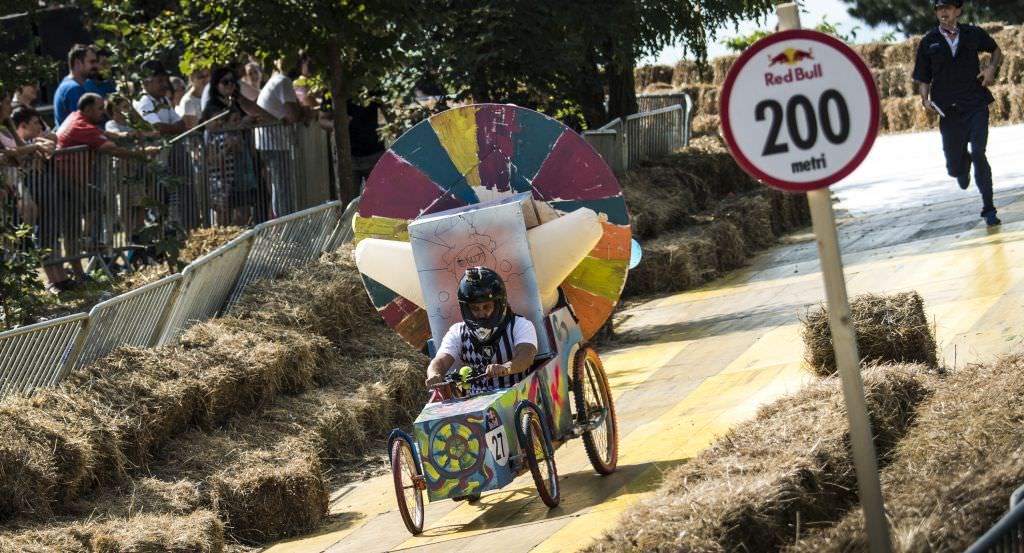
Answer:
[
  {"xmin": 778, "ymin": 5, "xmax": 892, "ymax": 552},
  {"xmin": 719, "ymin": 3, "xmax": 893, "ymax": 552}
]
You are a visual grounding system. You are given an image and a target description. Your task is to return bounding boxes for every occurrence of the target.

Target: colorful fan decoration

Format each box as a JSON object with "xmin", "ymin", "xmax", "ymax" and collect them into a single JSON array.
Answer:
[{"xmin": 354, "ymin": 104, "xmax": 630, "ymax": 349}]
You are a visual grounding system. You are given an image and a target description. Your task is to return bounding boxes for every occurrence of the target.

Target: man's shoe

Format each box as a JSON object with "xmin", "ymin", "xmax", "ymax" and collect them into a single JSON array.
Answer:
[{"xmin": 984, "ymin": 212, "xmax": 1002, "ymax": 226}]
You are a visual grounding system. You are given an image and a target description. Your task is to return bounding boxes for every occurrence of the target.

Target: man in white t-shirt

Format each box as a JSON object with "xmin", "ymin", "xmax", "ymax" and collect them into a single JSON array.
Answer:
[
  {"xmin": 133, "ymin": 60, "xmax": 186, "ymax": 136},
  {"xmin": 256, "ymin": 57, "xmax": 305, "ymax": 216},
  {"xmin": 426, "ymin": 267, "xmax": 538, "ymax": 396}
]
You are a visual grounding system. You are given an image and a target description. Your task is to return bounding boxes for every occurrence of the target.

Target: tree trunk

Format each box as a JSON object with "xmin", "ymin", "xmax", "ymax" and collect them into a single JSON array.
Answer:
[
  {"xmin": 607, "ymin": 54, "xmax": 638, "ymax": 121},
  {"xmin": 326, "ymin": 40, "xmax": 356, "ymax": 205}
]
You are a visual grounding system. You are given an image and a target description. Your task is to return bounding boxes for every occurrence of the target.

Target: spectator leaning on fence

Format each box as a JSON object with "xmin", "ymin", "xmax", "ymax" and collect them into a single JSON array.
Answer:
[
  {"xmin": 133, "ymin": 60, "xmax": 187, "ymax": 137},
  {"xmin": 54, "ymin": 44, "xmax": 100, "ymax": 127},
  {"xmin": 59, "ymin": 93, "xmax": 160, "ymax": 159},
  {"xmin": 176, "ymin": 68, "xmax": 210, "ymax": 129},
  {"xmin": 257, "ymin": 55, "xmax": 306, "ymax": 216}
]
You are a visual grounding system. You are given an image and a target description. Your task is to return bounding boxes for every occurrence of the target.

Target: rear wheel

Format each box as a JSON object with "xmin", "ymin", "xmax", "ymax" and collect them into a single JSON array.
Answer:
[
  {"xmin": 520, "ymin": 408, "xmax": 560, "ymax": 508},
  {"xmin": 390, "ymin": 438, "xmax": 424, "ymax": 534},
  {"xmin": 572, "ymin": 347, "xmax": 619, "ymax": 475}
]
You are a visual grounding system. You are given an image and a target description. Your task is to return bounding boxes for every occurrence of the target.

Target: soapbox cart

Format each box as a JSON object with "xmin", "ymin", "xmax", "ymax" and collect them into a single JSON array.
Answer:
[
  {"xmin": 387, "ymin": 305, "xmax": 617, "ymax": 535},
  {"xmin": 351, "ymin": 103, "xmax": 632, "ymax": 536}
]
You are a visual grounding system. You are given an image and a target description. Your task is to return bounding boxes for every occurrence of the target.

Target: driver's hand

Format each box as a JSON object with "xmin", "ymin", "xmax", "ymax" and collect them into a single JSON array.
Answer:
[
  {"xmin": 486, "ymin": 363, "xmax": 510, "ymax": 379},
  {"xmin": 425, "ymin": 370, "xmax": 446, "ymax": 387}
]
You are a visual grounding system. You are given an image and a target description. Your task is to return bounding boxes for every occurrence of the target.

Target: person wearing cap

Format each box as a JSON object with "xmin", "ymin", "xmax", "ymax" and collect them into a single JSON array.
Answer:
[
  {"xmin": 912, "ymin": 0, "xmax": 1003, "ymax": 226},
  {"xmin": 53, "ymin": 44, "xmax": 100, "ymax": 127},
  {"xmin": 132, "ymin": 60, "xmax": 186, "ymax": 136}
]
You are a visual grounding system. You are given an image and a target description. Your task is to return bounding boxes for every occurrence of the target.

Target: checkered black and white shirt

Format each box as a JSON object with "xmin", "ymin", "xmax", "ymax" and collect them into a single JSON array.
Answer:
[{"xmin": 438, "ymin": 315, "xmax": 538, "ymax": 393}]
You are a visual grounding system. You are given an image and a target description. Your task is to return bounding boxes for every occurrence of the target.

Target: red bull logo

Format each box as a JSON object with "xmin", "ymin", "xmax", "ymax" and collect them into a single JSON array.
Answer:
[
  {"xmin": 764, "ymin": 47, "xmax": 823, "ymax": 87},
  {"xmin": 768, "ymin": 48, "xmax": 815, "ymax": 66}
]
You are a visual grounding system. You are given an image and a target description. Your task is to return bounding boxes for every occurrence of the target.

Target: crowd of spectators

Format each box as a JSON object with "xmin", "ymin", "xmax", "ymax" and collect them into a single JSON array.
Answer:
[{"xmin": 1, "ymin": 42, "xmax": 385, "ymax": 295}]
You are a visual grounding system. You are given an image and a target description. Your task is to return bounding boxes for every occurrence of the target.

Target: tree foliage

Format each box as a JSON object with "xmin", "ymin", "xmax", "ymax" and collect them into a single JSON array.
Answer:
[
  {"xmin": 841, "ymin": 0, "xmax": 1023, "ymax": 36},
  {"xmin": 0, "ymin": 1, "xmax": 60, "ymax": 95}
]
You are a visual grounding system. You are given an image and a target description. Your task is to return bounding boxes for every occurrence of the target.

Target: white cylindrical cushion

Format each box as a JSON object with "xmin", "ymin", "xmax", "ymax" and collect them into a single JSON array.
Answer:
[
  {"xmin": 354, "ymin": 239, "xmax": 425, "ymax": 308},
  {"xmin": 527, "ymin": 208, "xmax": 603, "ymax": 311}
]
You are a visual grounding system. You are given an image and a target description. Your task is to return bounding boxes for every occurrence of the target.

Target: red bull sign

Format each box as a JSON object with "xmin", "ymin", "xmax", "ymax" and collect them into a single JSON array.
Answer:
[{"xmin": 719, "ymin": 30, "xmax": 880, "ymax": 192}]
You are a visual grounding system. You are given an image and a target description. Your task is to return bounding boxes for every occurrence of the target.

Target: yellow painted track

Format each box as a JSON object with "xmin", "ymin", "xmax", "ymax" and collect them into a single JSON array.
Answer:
[{"xmin": 266, "ymin": 141, "xmax": 1024, "ymax": 552}]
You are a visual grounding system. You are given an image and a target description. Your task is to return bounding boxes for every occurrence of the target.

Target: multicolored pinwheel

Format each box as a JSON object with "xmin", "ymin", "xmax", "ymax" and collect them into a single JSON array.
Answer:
[{"xmin": 354, "ymin": 104, "xmax": 630, "ymax": 348}]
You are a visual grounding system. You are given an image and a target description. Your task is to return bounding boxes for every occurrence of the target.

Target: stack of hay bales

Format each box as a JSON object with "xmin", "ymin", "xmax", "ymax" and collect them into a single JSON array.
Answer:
[
  {"xmin": 654, "ymin": 24, "xmax": 1024, "ymax": 136},
  {"xmin": 584, "ymin": 365, "xmax": 936, "ymax": 553},
  {"xmin": 791, "ymin": 355, "xmax": 1024, "ymax": 552},
  {"xmin": 621, "ymin": 136, "xmax": 811, "ymax": 297},
  {"xmin": 0, "ymin": 251, "xmax": 428, "ymax": 549},
  {"xmin": 802, "ymin": 292, "xmax": 938, "ymax": 376},
  {"xmin": 634, "ymin": 65, "xmax": 674, "ymax": 89}
]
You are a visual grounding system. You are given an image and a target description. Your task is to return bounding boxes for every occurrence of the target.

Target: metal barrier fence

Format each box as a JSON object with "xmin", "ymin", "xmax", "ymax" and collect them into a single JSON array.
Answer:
[
  {"xmin": 8, "ymin": 122, "xmax": 333, "ymax": 271},
  {"xmin": 0, "ymin": 201, "xmax": 344, "ymax": 398},
  {"xmin": 637, "ymin": 92, "xmax": 695, "ymax": 145},
  {"xmin": 582, "ymin": 96, "xmax": 692, "ymax": 174},
  {"xmin": 0, "ymin": 313, "xmax": 89, "ymax": 396},
  {"xmin": 965, "ymin": 484, "xmax": 1024, "ymax": 553},
  {"xmin": 225, "ymin": 202, "xmax": 342, "ymax": 310}
]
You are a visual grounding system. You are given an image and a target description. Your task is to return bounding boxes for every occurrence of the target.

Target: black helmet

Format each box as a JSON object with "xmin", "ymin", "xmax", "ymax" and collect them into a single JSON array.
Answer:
[
  {"xmin": 933, "ymin": 0, "xmax": 962, "ymax": 7},
  {"xmin": 457, "ymin": 267, "xmax": 510, "ymax": 345}
]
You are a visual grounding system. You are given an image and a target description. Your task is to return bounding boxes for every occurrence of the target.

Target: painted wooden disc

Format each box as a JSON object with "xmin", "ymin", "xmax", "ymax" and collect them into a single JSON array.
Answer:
[{"xmin": 355, "ymin": 104, "xmax": 630, "ymax": 349}]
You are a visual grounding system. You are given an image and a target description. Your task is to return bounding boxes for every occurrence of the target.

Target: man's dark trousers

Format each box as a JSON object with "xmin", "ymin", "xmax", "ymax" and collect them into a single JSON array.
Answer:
[{"xmin": 940, "ymin": 105, "xmax": 995, "ymax": 216}]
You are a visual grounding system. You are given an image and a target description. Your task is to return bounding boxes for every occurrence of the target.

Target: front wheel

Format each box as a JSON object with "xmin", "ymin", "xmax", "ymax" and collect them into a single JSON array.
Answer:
[
  {"xmin": 390, "ymin": 437, "xmax": 425, "ymax": 534},
  {"xmin": 519, "ymin": 407, "xmax": 560, "ymax": 508},
  {"xmin": 572, "ymin": 346, "xmax": 619, "ymax": 475}
]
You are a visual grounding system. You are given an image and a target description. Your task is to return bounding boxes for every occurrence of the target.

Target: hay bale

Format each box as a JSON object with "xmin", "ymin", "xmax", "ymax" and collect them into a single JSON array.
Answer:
[
  {"xmin": 228, "ymin": 251, "xmax": 390, "ymax": 354},
  {"xmin": 672, "ymin": 60, "xmax": 708, "ymax": 86},
  {"xmin": 998, "ymin": 53, "xmax": 1024, "ymax": 85},
  {"xmin": 988, "ymin": 85, "xmax": 1013, "ymax": 123},
  {"xmin": 802, "ymin": 292, "xmax": 937, "ymax": 377},
  {"xmin": 856, "ymin": 42, "xmax": 892, "ymax": 68},
  {"xmin": 0, "ymin": 510, "xmax": 225, "ymax": 553},
  {"xmin": 882, "ymin": 97, "xmax": 920, "ymax": 133},
  {"xmin": 790, "ymin": 355, "xmax": 1024, "ymax": 552},
  {"xmin": 623, "ymin": 227, "xmax": 720, "ymax": 297},
  {"xmin": 1009, "ymin": 88, "xmax": 1024, "ymax": 122},
  {"xmin": 621, "ymin": 143, "xmax": 761, "ymax": 240},
  {"xmin": 691, "ymin": 114, "xmax": 720, "ymax": 137},
  {"xmin": 711, "ymin": 55, "xmax": 737, "ymax": 85},
  {"xmin": 211, "ymin": 446, "xmax": 327, "ymax": 544},
  {"xmin": 884, "ymin": 38, "xmax": 919, "ymax": 67},
  {"xmin": 585, "ymin": 365, "xmax": 935, "ymax": 553},
  {"xmin": 635, "ymin": 65, "xmax": 674, "ymax": 89},
  {"xmin": 642, "ymin": 82, "xmax": 674, "ymax": 94}
]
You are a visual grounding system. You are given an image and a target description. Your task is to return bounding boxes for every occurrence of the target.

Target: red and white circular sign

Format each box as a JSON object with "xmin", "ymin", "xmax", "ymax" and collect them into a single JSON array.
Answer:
[{"xmin": 720, "ymin": 30, "xmax": 880, "ymax": 192}]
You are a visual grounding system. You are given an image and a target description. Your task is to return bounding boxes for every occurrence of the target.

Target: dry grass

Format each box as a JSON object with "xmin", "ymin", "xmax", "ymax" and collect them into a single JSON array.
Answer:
[
  {"xmin": 789, "ymin": 355, "xmax": 1024, "ymax": 552},
  {"xmin": 585, "ymin": 365, "xmax": 937, "ymax": 553},
  {"xmin": 672, "ymin": 60, "xmax": 709, "ymax": 86},
  {"xmin": 802, "ymin": 292, "xmax": 937, "ymax": 377},
  {"xmin": 0, "ymin": 510, "xmax": 224, "ymax": 552}
]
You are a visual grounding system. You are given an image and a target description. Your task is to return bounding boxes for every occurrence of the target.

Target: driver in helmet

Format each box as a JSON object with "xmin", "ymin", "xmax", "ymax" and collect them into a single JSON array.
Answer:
[{"xmin": 425, "ymin": 266, "xmax": 538, "ymax": 394}]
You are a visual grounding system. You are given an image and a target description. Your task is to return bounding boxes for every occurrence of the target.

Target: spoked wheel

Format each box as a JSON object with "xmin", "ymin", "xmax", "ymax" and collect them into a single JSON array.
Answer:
[
  {"xmin": 390, "ymin": 437, "xmax": 425, "ymax": 534},
  {"xmin": 519, "ymin": 408, "xmax": 560, "ymax": 508},
  {"xmin": 572, "ymin": 346, "xmax": 619, "ymax": 475}
]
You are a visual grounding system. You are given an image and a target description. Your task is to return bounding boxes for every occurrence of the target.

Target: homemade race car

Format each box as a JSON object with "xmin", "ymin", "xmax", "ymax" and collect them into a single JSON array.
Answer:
[
  {"xmin": 353, "ymin": 104, "xmax": 632, "ymax": 535},
  {"xmin": 388, "ymin": 304, "xmax": 617, "ymax": 534}
]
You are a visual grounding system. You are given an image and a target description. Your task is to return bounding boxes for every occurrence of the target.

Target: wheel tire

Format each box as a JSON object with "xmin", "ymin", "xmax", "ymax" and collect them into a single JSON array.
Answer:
[
  {"xmin": 520, "ymin": 408, "xmax": 560, "ymax": 508},
  {"xmin": 572, "ymin": 347, "xmax": 619, "ymax": 475},
  {"xmin": 390, "ymin": 438, "xmax": 425, "ymax": 534}
]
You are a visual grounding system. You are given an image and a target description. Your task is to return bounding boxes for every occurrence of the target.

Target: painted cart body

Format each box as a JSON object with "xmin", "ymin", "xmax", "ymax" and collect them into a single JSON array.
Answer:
[{"xmin": 413, "ymin": 306, "xmax": 581, "ymax": 502}]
